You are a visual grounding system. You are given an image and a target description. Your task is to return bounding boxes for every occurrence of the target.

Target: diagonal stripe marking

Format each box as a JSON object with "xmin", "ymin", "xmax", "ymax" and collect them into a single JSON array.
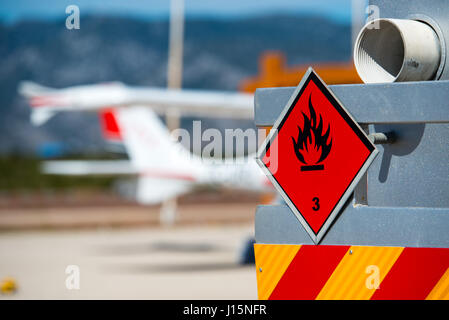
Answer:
[
  {"xmin": 426, "ymin": 268, "xmax": 449, "ymax": 300},
  {"xmin": 254, "ymin": 244, "xmax": 300, "ymax": 300},
  {"xmin": 316, "ymin": 246, "xmax": 404, "ymax": 300},
  {"xmin": 269, "ymin": 245, "xmax": 349, "ymax": 300},
  {"xmin": 371, "ymin": 247, "xmax": 449, "ymax": 300}
]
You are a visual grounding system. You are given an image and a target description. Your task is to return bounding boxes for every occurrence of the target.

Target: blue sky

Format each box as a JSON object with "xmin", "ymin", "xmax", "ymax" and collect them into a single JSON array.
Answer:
[{"xmin": 0, "ymin": 0, "xmax": 353, "ymax": 23}]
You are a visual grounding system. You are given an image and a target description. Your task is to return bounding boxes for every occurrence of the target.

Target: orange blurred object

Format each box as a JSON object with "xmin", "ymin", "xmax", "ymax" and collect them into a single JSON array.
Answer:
[
  {"xmin": 1, "ymin": 277, "xmax": 18, "ymax": 295},
  {"xmin": 239, "ymin": 51, "xmax": 361, "ymax": 93}
]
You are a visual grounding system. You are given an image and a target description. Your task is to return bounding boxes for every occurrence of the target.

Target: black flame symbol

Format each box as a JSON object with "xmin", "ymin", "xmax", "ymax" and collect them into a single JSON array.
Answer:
[{"xmin": 292, "ymin": 94, "xmax": 332, "ymax": 171}]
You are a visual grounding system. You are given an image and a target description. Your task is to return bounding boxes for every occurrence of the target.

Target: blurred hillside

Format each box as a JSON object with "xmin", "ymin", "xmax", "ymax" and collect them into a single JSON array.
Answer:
[{"xmin": 0, "ymin": 15, "xmax": 351, "ymax": 154}]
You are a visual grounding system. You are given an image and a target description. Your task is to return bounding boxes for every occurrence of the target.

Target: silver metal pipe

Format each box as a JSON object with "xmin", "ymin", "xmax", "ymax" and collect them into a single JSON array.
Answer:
[{"xmin": 354, "ymin": 18, "xmax": 441, "ymax": 83}]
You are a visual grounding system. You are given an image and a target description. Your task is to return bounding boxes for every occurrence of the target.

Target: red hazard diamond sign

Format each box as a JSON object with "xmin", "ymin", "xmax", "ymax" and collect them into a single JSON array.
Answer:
[{"xmin": 257, "ymin": 68, "xmax": 378, "ymax": 243}]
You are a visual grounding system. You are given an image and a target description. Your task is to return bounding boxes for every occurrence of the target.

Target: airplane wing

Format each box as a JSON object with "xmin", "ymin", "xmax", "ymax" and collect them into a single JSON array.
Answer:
[
  {"xmin": 19, "ymin": 81, "xmax": 254, "ymax": 125},
  {"xmin": 127, "ymin": 87, "xmax": 254, "ymax": 119}
]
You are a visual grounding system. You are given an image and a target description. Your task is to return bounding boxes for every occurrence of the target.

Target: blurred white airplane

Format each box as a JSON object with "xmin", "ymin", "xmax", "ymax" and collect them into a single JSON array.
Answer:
[
  {"xmin": 19, "ymin": 81, "xmax": 254, "ymax": 126},
  {"xmin": 19, "ymin": 82, "xmax": 273, "ymax": 218}
]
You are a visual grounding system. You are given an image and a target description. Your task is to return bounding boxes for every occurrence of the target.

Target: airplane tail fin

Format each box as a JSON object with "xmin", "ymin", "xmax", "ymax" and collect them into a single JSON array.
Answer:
[
  {"xmin": 18, "ymin": 81, "xmax": 55, "ymax": 97},
  {"xmin": 18, "ymin": 81, "xmax": 62, "ymax": 126},
  {"xmin": 114, "ymin": 106, "xmax": 203, "ymax": 204},
  {"xmin": 30, "ymin": 109, "xmax": 57, "ymax": 126},
  {"xmin": 99, "ymin": 109, "xmax": 123, "ymax": 143}
]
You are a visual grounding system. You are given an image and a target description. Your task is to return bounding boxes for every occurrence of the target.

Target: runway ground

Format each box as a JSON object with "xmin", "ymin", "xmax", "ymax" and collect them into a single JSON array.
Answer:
[{"xmin": 0, "ymin": 223, "xmax": 257, "ymax": 299}]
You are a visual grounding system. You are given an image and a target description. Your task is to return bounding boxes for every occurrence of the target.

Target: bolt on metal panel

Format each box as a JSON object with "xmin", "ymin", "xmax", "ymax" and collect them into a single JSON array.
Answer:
[{"xmin": 254, "ymin": 0, "xmax": 449, "ymax": 246}]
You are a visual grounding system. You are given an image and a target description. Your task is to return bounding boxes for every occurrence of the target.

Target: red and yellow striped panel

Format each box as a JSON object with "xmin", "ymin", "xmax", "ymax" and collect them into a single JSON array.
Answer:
[{"xmin": 254, "ymin": 244, "xmax": 449, "ymax": 300}]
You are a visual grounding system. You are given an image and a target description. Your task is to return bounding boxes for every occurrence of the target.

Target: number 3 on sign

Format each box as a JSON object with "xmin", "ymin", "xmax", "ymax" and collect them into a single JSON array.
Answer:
[{"xmin": 312, "ymin": 197, "xmax": 320, "ymax": 211}]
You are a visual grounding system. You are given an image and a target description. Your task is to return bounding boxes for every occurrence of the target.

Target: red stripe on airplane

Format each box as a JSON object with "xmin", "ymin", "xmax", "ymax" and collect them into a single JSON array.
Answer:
[
  {"xmin": 100, "ymin": 110, "xmax": 122, "ymax": 141},
  {"xmin": 30, "ymin": 96, "xmax": 62, "ymax": 107}
]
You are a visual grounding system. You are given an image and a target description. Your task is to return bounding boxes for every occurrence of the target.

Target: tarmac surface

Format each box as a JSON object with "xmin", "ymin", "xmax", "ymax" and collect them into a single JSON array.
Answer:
[{"xmin": 0, "ymin": 223, "xmax": 257, "ymax": 299}]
